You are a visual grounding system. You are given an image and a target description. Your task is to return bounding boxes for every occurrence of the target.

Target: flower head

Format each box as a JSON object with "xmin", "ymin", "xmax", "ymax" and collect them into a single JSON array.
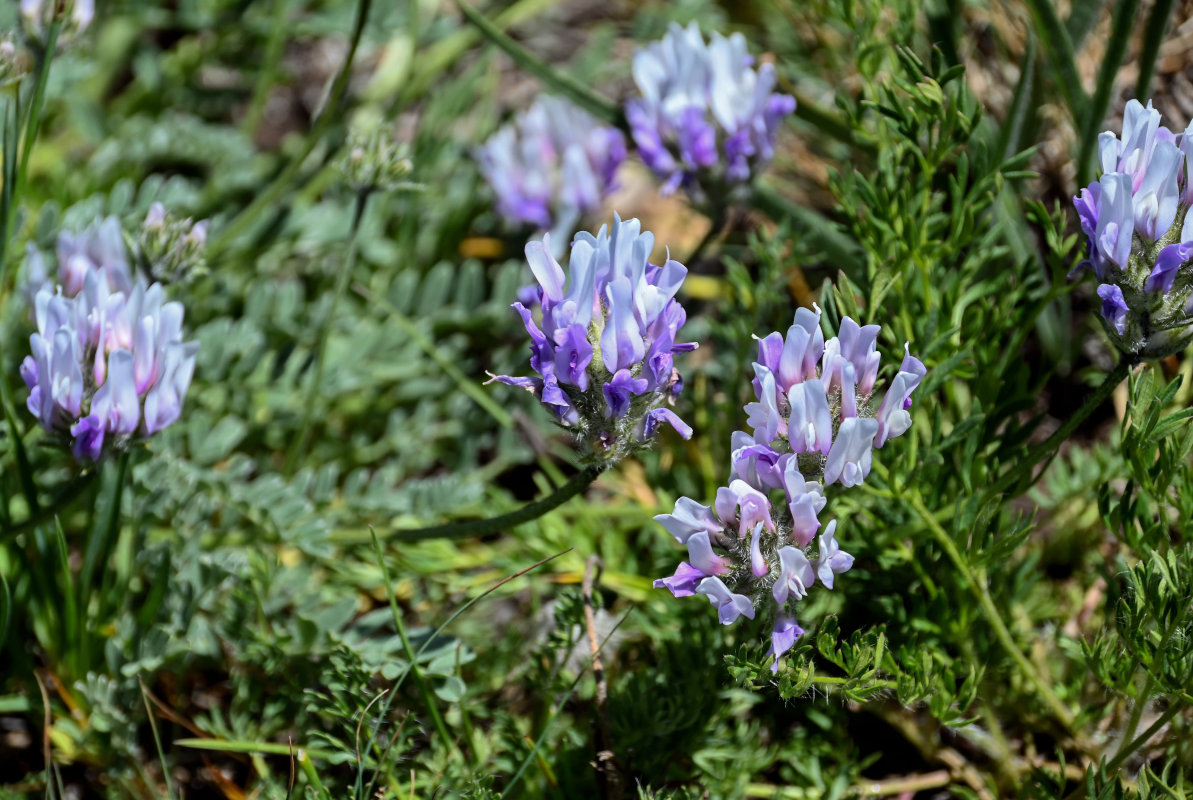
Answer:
[
  {"xmin": 626, "ymin": 22, "xmax": 795, "ymax": 196},
  {"xmin": 1072, "ymin": 99, "xmax": 1193, "ymax": 358},
  {"xmin": 477, "ymin": 95, "xmax": 626, "ymax": 243},
  {"xmin": 20, "ymin": 218, "xmax": 198, "ymax": 461},
  {"xmin": 488, "ymin": 215, "xmax": 695, "ymax": 463},
  {"xmin": 653, "ymin": 305, "xmax": 922, "ymax": 674}
]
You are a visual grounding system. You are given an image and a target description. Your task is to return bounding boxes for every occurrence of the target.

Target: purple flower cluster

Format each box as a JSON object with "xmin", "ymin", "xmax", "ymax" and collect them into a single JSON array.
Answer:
[
  {"xmin": 478, "ymin": 95, "xmax": 626, "ymax": 243},
  {"xmin": 20, "ymin": 217, "xmax": 198, "ymax": 461},
  {"xmin": 626, "ymin": 22, "xmax": 796, "ymax": 195},
  {"xmin": 1073, "ymin": 99, "xmax": 1193, "ymax": 358},
  {"xmin": 489, "ymin": 215, "xmax": 695, "ymax": 462},
  {"xmin": 654, "ymin": 306, "xmax": 925, "ymax": 673}
]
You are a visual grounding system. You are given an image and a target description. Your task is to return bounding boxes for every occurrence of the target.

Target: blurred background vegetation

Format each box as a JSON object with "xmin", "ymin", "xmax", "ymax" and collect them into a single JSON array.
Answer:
[{"xmin": 1, "ymin": 0, "xmax": 1192, "ymax": 797}]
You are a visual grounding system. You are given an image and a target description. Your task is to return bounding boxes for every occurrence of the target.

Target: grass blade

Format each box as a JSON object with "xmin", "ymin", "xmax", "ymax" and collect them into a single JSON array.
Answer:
[
  {"xmin": 1076, "ymin": 0, "xmax": 1141, "ymax": 186},
  {"xmin": 455, "ymin": 0, "xmax": 623, "ymax": 127},
  {"xmin": 1134, "ymin": 0, "xmax": 1177, "ymax": 100},
  {"xmin": 1022, "ymin": 0, "xmax": 1088, "ymax": 122}
]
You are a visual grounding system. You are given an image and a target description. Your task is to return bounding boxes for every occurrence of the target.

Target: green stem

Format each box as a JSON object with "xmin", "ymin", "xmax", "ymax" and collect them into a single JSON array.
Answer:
[
  {"xmin": 0, "ymin": 387, "xmax": 39, "ymax": 517},
  {"xmin": 0, "ymin": 18, "xmax": 60, "ymax": 295},
  {"xmin": 358, "ymin": 548, "xmax": 570, "ymax": 800},
  {"xmin": 285, "ymin": 189, "xmax": 370, "ymax": 473},
  {"xmin": 139, "ymin": 678, "xmax": 176, "ymax": 800},
  {"xmin": 1113, "ymin": 616, "xmax": 1177, "ymax": 766},
  {"xmin": 751, "ymin": 183, "xmax": 864, "ymax": 273},
  {"xmin": 908, "ymin": 492, "xmax": 1075, "ymax": 732},
  {"xmin": 1058, "ymin": 696, "xmax": 1193, "ymax": 800},
  {"xmin": 77, "ymin": 451, "xmax": 130, "ymax": 676},
  {"xmin": 207, "ymin": 0, "xmax": 372, "ymax": 257},
  {"xmin": 989, "ymin": 357, "xmax": 1134, "ymax": 498},
  {"xmin": 369, "ymin": 531, "xmax": 454, "ymax": 760},
  {"xmin": 241, "ymin": 0, "xmax": 292, "ymax": 137},
  {"xmin": 380, "ymin": 464, "xmax": 604, "ymax": 543}
]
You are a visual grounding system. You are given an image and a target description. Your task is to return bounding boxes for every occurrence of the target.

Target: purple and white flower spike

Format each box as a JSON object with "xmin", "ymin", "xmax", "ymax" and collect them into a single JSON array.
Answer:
[
  {"xmin": 626, "ymin": 22, "xmax": 796, "ymax": 196},
  {"xmin": 489, "ymin": 215, "xmax": 695, "ymax": 463},
  {"xmin": 1072, "ymin": 98, "xmax": 1193, "ymax": 358},
  {"xmin": 654, "ymin": 304, "xmax": 920, "ymax": 675},
  {"xmin": 20, "ymin": 218, "xmax": 199, "ymax": 461},
  {"xmin": 477, "ymin": 95, "xmax": 626, "ymax": 245}
]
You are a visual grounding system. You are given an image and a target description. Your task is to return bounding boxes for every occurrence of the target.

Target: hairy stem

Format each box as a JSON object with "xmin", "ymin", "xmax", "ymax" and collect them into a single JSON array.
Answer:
[{"xmin": 1102, "ymin": 696, "xmax": 1187, "ymax": 775}]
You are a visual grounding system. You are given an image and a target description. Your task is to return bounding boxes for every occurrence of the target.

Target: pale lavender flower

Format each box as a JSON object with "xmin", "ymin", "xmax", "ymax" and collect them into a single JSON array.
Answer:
[
  {"xmin": 695, "ymin": 576, "xmax": 755, "ymax": 625},
  {"xmin": 20, "ymin": 221, "xmax": 198, "ymax": 461},
  {"xmin": 477, "ymin": 95, "xmax": 626, "ymax": 243},
  {"xmin": 626, "ymin": 22, "xmax": 795, "ymax": 196},
  {"xmin": 811, "ymin": 521, "xmax": 853, "ymax": 590},
  {"xmin": 766, "ymin": 615, "xmax": 804, "ymax": 674},
  {"xmin": 654, "ymin": 304, "xmax": 921, "ymax": 675},
  {"xmin": 1073, "ymin": 99, "xmax": 1193, "ymax": 357},
  {"xmin": 489, "ymin": 215, "xmax": 694, "ymax": 462}
]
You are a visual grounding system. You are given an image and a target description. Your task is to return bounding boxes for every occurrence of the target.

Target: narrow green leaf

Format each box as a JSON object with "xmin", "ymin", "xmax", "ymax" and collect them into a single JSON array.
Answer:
[
  {"xmin": 1022, "ymin": 0, "xmax": 1088, "ymax": 121},
  {"xmin": 456, "ymin": 0, "xmax": 622, "ymax": 127},
  {"xmin": 1076, "ymin": 0, "xmax": 1141, "ymax": 186},
  {"xmin": 1135, "ymin": 0, "xmax": 1178, "ymax": 99}
]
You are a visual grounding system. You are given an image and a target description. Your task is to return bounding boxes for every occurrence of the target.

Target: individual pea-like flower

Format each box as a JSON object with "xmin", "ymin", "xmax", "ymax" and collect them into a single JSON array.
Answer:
[
  {"xmin": 488, "ymin": 214, "xmax": 695, "ymax": 463},
  {"xmin": 1072, "ymin": 98, "xmax": 1193, "ymax": 358},
  {"xmin": 626, "ymin": 22, "xmax": 796, "ymax": 196},
  {"xmin": 653, "ymin": 305, "xmax": 923, "ymax": 674},
  {"xmin": 477, "ymin": 95, "xmax": 626, "ymax": 245},
  {"xmin": 136, "ymin": 202, "xmax": 210, "ymax": 286},
  {"xmin": 19, "ymin": 217, "xmax": 199, "ymax": 461}
]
